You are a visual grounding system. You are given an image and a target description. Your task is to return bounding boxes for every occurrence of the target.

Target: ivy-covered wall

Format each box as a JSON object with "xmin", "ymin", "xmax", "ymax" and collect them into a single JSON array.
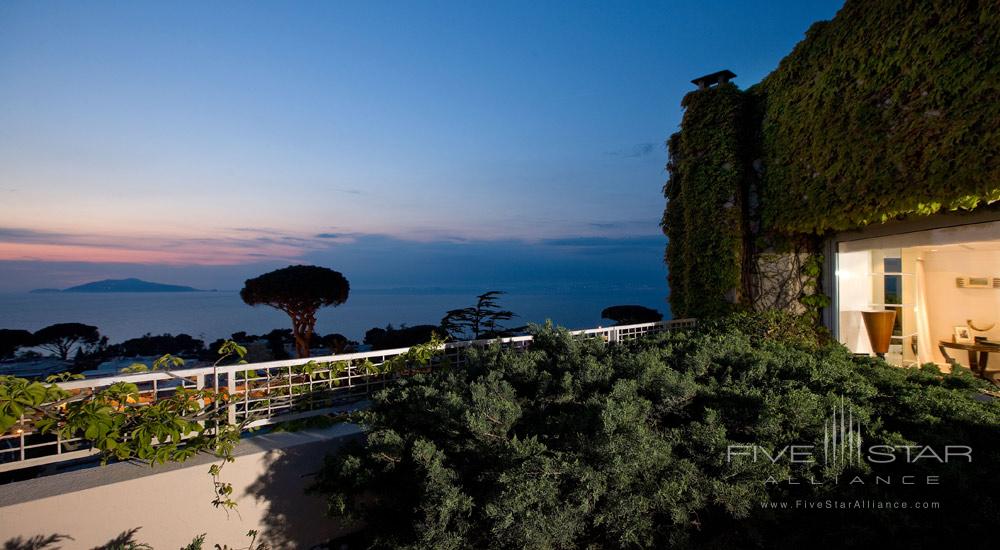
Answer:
[
  {"xmin": 753, "ymin": 0, "xmax": 1000, "ymax": 234},
  {"xmin": 661, "ymin": 83, "xmax": 746, "ymax": 318},
  {"xmin": 663, "ymin": 0, "xmax": 999, "ymax": 318}
]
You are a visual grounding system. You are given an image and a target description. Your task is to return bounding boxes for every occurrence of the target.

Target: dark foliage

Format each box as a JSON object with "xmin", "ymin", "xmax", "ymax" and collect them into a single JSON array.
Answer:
[
  {"xmin": 1, "ymin": 534, "xmax": 72, "ymax": 550},
  {"xmin": 32, "ymin": 323, "xmax": 101, "ymax": 361},
  {"xmin": 263, "ymin": 329, "xmax": 293, "ymax": 359},
  {"xmin": 240, "ymin": 265, "xmax": 350, "ymax": 358},
  {"xmin": 206, "ymin": 329, "xmax": 292, "ymax": 361},
  {"xmin": 0, "ymin": 329, "xmax": 34, "ymax": 360},
  {"xmin": 440, "ymin": 291, "xmax": 517, "ymax": 340},
  {"xmin": 89, "ymin": 528, "xmax": 148, "ymax": 550},
  {"xmin": 312, "ymin": 316, "xmax": 999, "ymax": 549},
  {"xmin": 106, "ymin": 333, "xmax": 205, "ymax": 358},
  {"xmin": 318, "ymin": 333, "xmax": 357, "ymax": 354},
  {"xmin": 365, "ymin": 324, "xmax": 445, "ymax": 351},
  {"xmin": 700, "ymin": 309, "xmax": 830, "ymax": 349},
  {"xmin": 601, "ymin": 305, "xmax": 663, "ymax": 325}
]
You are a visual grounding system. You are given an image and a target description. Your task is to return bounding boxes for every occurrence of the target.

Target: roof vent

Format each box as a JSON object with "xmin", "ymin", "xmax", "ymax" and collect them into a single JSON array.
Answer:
[{"xmin": 691, "ymin": 70, "xmax": 736, "ymax": 90}]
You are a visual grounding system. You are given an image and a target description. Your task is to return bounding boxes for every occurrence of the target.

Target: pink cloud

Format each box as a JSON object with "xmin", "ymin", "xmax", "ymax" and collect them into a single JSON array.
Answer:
[
  {"xmin": 0, "ymin": 227, "xmax": 344, "ymax": 265},
  {"xmin": 0, "ymin": 242, "xmax": 298, "ymax": 265}
]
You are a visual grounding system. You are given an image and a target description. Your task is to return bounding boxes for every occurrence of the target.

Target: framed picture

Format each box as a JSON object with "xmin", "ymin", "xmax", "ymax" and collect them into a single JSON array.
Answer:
[{"xmin": 954, "ymin": 326, "xmax": 973, "ymax": 344}]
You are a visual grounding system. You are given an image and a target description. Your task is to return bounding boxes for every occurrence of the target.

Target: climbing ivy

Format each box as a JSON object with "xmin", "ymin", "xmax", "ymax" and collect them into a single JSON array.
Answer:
[
  {"xmin": 662, "ymin": 83, "xmax": 747, "ymax": 319},
  {"xmin": 663, "ymin": 0, "xmax": 999, "ymax": 318},
  {"xmin": 798, "ymin": 252, "xmax": 831, "ymax": 319},
  {"xmin": 752, "ymin": 0, "xmax": 1000, "ymax": 234}
]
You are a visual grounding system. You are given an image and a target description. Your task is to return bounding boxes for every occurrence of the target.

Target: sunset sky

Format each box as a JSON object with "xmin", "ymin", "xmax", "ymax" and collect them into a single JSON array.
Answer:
[{"xmin": 0, "ymin": 1, "xmax": 842, "ymax": 291}]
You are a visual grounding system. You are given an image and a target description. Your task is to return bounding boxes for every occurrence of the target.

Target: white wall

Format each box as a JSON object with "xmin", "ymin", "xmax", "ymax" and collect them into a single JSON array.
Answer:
[
  {"xmin": 923, "ymin": 249, "xmax": 1000, "ymax": 364},
  {"xmin": 837, "ymin": 250, "xmax": 874, "ymax": 355},
  {"xmin": 0, "ymin": 426, "xmax": 360, "ymax": 549}
]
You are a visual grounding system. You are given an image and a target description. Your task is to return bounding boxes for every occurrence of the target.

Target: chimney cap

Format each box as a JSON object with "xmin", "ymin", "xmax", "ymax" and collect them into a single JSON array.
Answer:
[{"xmin": 691, "ymin": 70, "xmax": 736, "ymax": 90}]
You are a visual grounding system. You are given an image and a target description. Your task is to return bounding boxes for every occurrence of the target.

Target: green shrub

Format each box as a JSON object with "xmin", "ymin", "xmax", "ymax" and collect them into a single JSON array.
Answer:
[
  {"xmin": 311, "ymin": 319, "xmax": 1000, "ymax": 548},
  {"xmin": 700, "ymin": 309, "xmax": 830, "ymax": 349}
]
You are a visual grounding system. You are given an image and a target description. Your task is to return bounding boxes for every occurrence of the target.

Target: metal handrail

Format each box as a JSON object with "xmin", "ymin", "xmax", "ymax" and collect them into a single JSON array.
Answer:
[{"xmin": 0, "ymin": 318, "xmax": 696, "ymax": 472}]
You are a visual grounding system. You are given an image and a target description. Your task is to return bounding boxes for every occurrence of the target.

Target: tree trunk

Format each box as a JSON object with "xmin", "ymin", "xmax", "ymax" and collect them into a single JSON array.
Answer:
[
  {"xmin": 290, "ymin": 311, "xmax": 316, "ymax": 358},
  {"xmin": 292, "ymin": 326, "xmax": 310, "ymax": 358},
  {"xmin": 294, "ymin": 334, "xmax": 309, "ymax": 358}
]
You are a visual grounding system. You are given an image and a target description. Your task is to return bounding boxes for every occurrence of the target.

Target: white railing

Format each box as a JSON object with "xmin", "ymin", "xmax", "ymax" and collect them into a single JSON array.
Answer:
[{"xmin": 0, "ymin": 319, "xmax": 696, "ymax": 472}]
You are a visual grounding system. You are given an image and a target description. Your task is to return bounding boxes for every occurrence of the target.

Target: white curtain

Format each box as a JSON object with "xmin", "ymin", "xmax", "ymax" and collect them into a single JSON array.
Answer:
[{"xmin": 915, "ymin": 258, "xmax": 934, "ymax": 364}]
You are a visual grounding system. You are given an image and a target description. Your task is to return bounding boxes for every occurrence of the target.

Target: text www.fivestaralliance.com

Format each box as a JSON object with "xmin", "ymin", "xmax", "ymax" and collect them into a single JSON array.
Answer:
[{"xmin": 761, "ymin": 500, "xmax": 940, "ymax": 510}]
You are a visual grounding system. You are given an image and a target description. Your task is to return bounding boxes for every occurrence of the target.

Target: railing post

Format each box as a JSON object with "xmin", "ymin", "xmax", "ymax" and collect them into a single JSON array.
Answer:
[
  {"xmin": 191, "ymin": 373, "xmax": 207, "ymax": 428},
  {"xmin": 224, "ymin": 366, "xmax": 237, "ymax": 425},
  {"xmin": 286, "ymin": 365, "xmax": 292, "ymax": 411},
  {"xmin": 18, "ymin": 413, "xmax": 25, "ymax": 462}
]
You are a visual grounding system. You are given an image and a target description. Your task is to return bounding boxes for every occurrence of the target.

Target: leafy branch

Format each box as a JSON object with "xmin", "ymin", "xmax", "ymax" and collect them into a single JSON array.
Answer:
[{"xmin": 0, "ymin": 340, "xmax": 254, "ymax": 510}]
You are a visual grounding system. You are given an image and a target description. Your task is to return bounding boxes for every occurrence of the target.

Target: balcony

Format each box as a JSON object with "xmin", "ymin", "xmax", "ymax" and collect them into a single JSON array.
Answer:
[{"xmin": 0, "ymin": 319, "xmax": 696, "ymax": 473}]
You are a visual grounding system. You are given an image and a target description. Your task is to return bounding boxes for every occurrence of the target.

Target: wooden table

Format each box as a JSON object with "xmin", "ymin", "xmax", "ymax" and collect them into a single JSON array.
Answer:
[{"xmin": 938, "ymin": 341, "xmax": 998, "ymax": 377}]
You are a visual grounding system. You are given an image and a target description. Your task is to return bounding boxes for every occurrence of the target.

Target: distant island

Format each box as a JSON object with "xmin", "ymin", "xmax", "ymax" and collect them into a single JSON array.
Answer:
[{"xmin": 31, "ymin": 278, "xmax": 208, "ymax": 293}]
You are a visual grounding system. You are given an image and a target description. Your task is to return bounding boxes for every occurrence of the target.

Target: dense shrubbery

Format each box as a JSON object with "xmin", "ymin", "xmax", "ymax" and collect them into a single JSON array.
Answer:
[
  {"xmin": 312, "ymin": 315, "xmax": 1000, "ymax": 549},
  {"xmin": 600, "ymin": 304, "xmax": 663, "ymax": 325},
  {"xmin": 0, "ymin": 329, "xmax": 34, "ymax": 359},
  {"xmin": 365, "ymin": 324, "xmax": 444, "ymax": 351},
  {"xmin": 109, "ymin": 333, "xmax": 205, "ymax": 358},
  {"xmin": 699, "ymin": 309, "xmax": 830, "ymax": 349}
]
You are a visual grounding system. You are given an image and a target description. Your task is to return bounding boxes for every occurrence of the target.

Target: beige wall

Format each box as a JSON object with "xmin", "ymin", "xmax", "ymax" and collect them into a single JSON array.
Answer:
[
  {"xmin": 0, "ymin": 427, "xmax": 359, "ymax": 549},
  {"xmin": 923, "ymin": 249, "xmax": 1000, "ymax": 364}
]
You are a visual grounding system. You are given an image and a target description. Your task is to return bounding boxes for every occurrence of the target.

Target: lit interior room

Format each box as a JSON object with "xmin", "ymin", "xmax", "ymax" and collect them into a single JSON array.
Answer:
[{"xmin": 836, "ymin": 221, "xmax": 1000, "ymax": 382}]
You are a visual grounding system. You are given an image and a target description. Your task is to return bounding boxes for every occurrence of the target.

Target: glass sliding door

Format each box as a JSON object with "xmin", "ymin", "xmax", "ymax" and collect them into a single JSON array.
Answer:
[
  {"xmin": 834, "ymin": 221, "xmax": 1000, "ymax": 372},
  {"xmin": 837, "ymin": 248, "xmax": 916, "ymax": 366}
]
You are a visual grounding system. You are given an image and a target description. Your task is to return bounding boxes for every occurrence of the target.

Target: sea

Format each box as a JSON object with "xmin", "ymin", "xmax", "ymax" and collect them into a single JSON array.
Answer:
[{"xmin": 0, "ymin": 285, "xmax": 671, "ymax": 344}]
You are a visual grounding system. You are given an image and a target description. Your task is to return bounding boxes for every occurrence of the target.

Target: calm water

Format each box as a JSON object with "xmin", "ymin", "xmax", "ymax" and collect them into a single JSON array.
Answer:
[{"xmin": 0, "ymin": 286, "xmax": 670, "ymax": 343}]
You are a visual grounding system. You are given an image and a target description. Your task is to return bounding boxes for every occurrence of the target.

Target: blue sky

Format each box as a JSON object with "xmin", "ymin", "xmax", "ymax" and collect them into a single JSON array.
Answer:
[{"xmin": 0, "ymin": 0, "xmax": 843, "ymax": 292}]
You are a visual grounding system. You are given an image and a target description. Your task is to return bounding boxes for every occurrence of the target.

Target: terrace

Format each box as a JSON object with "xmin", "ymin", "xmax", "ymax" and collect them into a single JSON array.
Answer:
[
  {"xmin": 1, "ymin": 0, "xmax": 997, "ymax": 546},
  {"xmin": 0, "ymin": 319, "xmax": 695, "ymax": 473},
  {"xmin": 1, "ymin": 320, "xmax": 700, "ymax": 546}
]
